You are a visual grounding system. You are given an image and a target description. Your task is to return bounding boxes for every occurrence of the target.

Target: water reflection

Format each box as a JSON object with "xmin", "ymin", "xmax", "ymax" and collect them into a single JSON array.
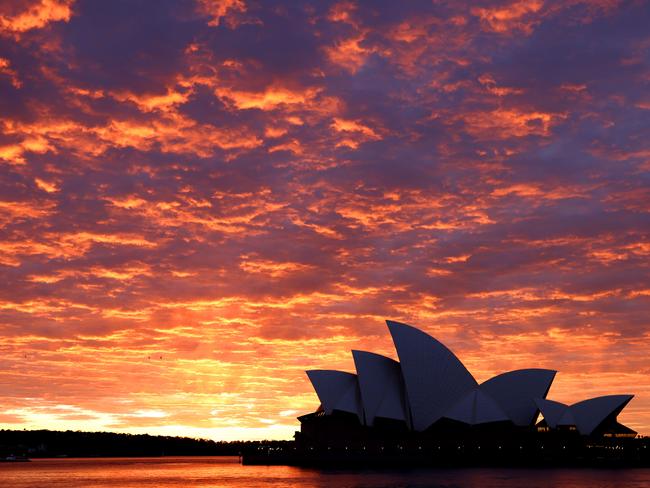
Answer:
[{"xmin": 2, "ymin": 457, "xmax": 650, "ymax": 488}]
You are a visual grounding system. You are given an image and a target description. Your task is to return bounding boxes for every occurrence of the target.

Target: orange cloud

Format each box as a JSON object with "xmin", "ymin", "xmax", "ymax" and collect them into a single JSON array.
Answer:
[
  {"xmin": 331, "ymin": 117, "xmax": 382, "ymax": 148},
  {"xmin": 215, "ymin": 85, "xmax": 321, "ymax": 111},
  {"xmin": 328, "ymin": 1, "xmax": 357, "ymax": 25},
  {"xmin": 0, "ymin": 0, "xmax": 73, "ymax": 36},
  {"xmin": 460, "ymin": 108, "xmax": 567, "ymax": 138},
  {"xmin": 34, "ymin": 177, "xmax": 59, "ymax": 193},
  {"xmin": 471, "ymin": 0, "xmax": 544, "ymax": 34},
  {"xmin": 111, "ymin": 88, "xmax": 190, "ymax": 113},
  {"xmin": 0, "ymin": 231, "xmax": 156, "ymax": 265},
  {"xmin": 0, "ymin": 112, "xmax": 262, "ymax": 162},
  {"xmin": 325, "ymin": 33, "xmax": 385, "ymax": 74},
  {"xmin": 490, "ymin": 183, "xmax": 589, "ymax": 200},
  {"xmin": 196, "ymin": 0, "xmax": 246, "ymax": 27},
  {"xmin": 0, "ymin": 200, "xmax": 54, "ymax": 228},
  {"xmin": 268, "ymin": 138, "xmax": 304, "ymax": 155},
  {"xmin": 478, "ymin": 73, "xmax": 524, "ymax": 96},
  {"xmin": 239, "ymin": 256, "xmax": 314, "ymax": 278},
  {"xmin": 391, "ymin": 20, "xmax": 431, "ymax": 43},
  {"xmin": 0, "ymin": 57, "xmax": 21, "ymax": 88},
  {"xmin": 264, "ymin": 126, "xmax": 288, "ymax": 138},
  {"xmin": 97, "ymin": 116, "xmax": 262, "ymax": 155}
]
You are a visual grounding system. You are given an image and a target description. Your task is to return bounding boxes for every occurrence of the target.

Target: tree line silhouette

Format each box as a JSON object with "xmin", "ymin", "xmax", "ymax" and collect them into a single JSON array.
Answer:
[{"xmin": 0, "ymin": 429, "xmax": 292, "ymax": 458}]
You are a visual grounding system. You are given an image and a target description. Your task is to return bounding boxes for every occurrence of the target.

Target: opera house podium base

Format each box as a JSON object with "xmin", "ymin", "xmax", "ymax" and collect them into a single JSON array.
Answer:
[{"xmin": 242, "ymin": 430, "xmax": 650, "ymax": 468}]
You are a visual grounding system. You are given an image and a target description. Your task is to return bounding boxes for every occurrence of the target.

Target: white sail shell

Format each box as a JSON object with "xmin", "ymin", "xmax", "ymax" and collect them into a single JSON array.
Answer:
[
  {"xmin": 387, "ymin": 320, "xmax": 477, "ymax": 431},
  {"xmin": 305, "ymin": 370, "xmax": 363, "ymax": 422},
  {"xmin": 352, "ymin": 350, "xmax": 408, "ymax": 426},
  {"xmin": 481, "ymin": 369, "xmax": 556, "ymax": 426}
]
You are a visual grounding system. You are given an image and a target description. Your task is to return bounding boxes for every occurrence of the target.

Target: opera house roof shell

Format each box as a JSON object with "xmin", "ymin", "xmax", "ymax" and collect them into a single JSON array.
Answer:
[{"xmin": 305, "ymin": 320, "xmax": 634, "ymax": 436}]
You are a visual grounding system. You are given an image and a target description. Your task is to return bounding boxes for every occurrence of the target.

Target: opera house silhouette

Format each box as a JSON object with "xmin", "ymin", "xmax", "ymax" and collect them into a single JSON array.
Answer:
[{"xmin": 297, "ymin": 320, "xmax": 636, "ymax": 448}]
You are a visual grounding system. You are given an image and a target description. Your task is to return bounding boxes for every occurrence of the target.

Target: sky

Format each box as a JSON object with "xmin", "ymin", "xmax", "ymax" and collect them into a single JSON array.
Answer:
[{"xmin": 0, "ymin": 0, "xmax": 649, "ymax": 441}]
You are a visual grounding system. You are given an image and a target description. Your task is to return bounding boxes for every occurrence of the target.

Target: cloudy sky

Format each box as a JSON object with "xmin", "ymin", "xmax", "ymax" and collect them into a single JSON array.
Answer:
[{"xmin": 0, "ymin": 0, "xmax": 649, "ymax": 440}]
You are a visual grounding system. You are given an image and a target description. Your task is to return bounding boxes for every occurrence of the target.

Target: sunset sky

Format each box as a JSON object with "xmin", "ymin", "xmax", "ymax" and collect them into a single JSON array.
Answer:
[{"xmin": 1, "ymin": 0, "xmax": 649, "ymax": 441}]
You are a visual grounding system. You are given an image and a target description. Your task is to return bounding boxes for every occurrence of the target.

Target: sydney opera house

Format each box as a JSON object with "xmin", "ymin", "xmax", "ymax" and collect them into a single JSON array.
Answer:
[{"xmin": 297, "ymin": 320, "xmax": 637, "ymax": 448}]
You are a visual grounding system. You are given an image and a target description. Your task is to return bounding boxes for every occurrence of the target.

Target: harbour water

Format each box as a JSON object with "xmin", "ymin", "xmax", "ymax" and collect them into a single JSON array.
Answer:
[{"xmin": 2, "ymin": 456, "xmax": 650, "ymax": 487}]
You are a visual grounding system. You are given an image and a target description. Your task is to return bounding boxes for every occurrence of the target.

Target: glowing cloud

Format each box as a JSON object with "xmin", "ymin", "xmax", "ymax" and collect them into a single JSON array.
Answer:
[{"xmin": 0, "ymin": 0, "xmax": 73, "ymax": 36}]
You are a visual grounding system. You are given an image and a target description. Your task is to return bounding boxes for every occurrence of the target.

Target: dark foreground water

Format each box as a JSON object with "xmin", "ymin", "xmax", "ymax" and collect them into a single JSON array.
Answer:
[{"xmin": 2, "ymin": 457, "xmax": 650, "ymax": 488}]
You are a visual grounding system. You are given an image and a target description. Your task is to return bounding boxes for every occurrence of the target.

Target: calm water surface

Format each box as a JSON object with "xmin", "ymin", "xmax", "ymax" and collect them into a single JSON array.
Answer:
[{"xmin": 2, "ymin": 457, "xmax": 650, "ymax": 488}]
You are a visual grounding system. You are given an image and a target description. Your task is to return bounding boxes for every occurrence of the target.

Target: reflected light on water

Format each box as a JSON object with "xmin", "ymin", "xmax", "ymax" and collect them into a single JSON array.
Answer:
[{"xmin": 1, "ymin": 457, "xmax": 650, "ymax": 488}]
